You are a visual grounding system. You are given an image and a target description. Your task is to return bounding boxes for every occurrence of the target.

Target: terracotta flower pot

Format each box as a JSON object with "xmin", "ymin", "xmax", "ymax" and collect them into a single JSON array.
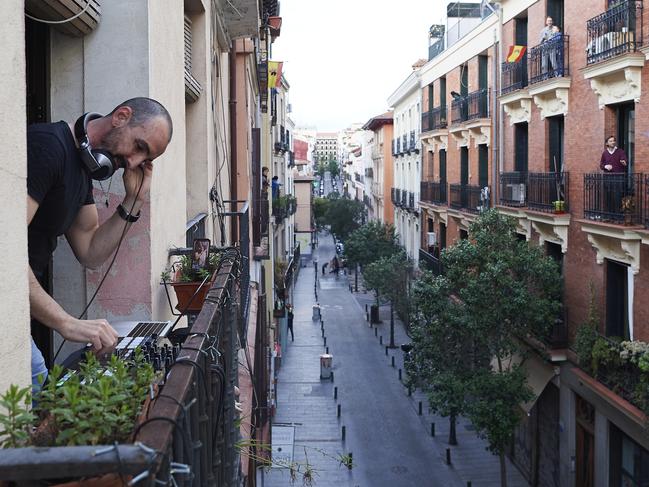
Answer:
[{"xmin": 171, "ymin": 279, "xmax": 212, "ymax": 313}]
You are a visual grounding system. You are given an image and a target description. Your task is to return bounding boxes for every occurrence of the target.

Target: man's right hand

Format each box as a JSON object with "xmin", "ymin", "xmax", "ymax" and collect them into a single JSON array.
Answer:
[{"xmin": 58, "ymin": 318, "xmax": 119, "ymax": 355}]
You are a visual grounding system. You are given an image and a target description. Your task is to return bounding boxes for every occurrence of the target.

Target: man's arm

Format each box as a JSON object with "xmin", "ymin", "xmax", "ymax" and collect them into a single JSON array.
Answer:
[{"xmin": 27, "ymin": 196, "xmax": 118, "ymax": 353}]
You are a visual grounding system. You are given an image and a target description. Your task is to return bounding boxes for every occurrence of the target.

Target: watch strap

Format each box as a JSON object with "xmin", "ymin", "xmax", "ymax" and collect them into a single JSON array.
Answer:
[{"xmin": 116, "ymin": 204, "xmax": 140, "ymax": 223}]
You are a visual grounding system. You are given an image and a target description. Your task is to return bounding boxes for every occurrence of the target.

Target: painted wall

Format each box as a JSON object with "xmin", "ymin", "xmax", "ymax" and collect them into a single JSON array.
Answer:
[{"xmin": 0, "ymin": 1, "xmax": 31, "ymax": 393}]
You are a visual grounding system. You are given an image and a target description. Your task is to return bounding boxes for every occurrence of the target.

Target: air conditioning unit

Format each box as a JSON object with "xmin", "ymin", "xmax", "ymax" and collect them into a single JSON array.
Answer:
[
  {"xmin": 506, "ymin": 183, "xmax": 526, "ymax": 204},
  {"xmin": 427, "ymin": 232, "xmax": 437, "ymax": 246}
]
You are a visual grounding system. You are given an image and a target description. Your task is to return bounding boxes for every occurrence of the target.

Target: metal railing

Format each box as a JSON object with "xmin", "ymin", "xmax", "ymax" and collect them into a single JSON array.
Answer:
[
  {"xmin": 420, "ymin": 181, "xmax": 447, "ymax": 204},
  {"xmin": 401, "ymin": 190, "xmax": 408, "ymax": 207},
  {"xmin": 410, "ymin": 131, "xmax": 418, "ymax": 153},
  {"xmin": 529, "ymin": 35, "xmax": 570, "ymax": 84},
  {"xmin": 365, "ymin": 167, "xmax": 374, "ymax": 178},
  {"xmin": 402, "ymin": 134, "xmax": 409, "ymax": 154},
  {"xmin": 0, "ymin": 253, "xmax": 245, "ymax": 485},
  {"xmin": 501, "ymin": 57, "xmax": 527, "ymax": 95},
  {"xmin": 528, "ymin": 172, "xmax": 570, "ymax": 213},
  {"xmin": 419, "ymin": 248, "xmax": 444, "ymax": 275},
  {"xmin": 431, "ymin": 106, "xmax": 448, "ymax": 130},
  {"xmin": 467, "ymin": 88, "xmax": 489, "ymax": 120},
  {"xmin": 499, "ymin": 172, "xmax": 528, "ymax": 207},
  {"xmin": 408, "ymin": 192, "xmax": 415, "ymax": 210},
  {"xmin": 451, "ymin": 97, "xmax": 468, "ymax": 124},
  {"xmin": 422, "ymin": 109, "xmax": 433, "ymax": 132},
  {"xmin": 396, "ymin": 138, "xmax": 401, "ymax": 155},
  {"xmin": 450, "ymin": 183, "xmax": 487, "ymax": 213},
  {"xmin": 584, "ymin": 172, "xmax": 644, "ymax": 224},
  {"xmin": 586, "ymin": 0, "xmax": 643, "ymax": 65}
]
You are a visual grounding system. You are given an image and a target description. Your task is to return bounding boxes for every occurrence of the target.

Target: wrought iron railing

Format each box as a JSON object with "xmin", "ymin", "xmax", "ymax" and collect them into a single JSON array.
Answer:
[
  {"xmin": 499, "ymin": 172, "xmax": 528, "ymax": 207},
  {"xmin": 422, "ymin": 109, "xmax": 433, "ymax": 132},
  {"xmin": 451, "ymin": 98, "xmax": 468, "ymax": 124},
  {"xmin": 501, "ymin": 57, "xmax": 527, "ymax": 95},
  {"xmin": 529, "ymin": 35, "xmax": 570, "ymax": 84},
  {"xmin": 396, "ymin": 138, "xmax": 401, "ymax": 155},
  {"xmin": 431, "ymin": 106, "xmax": 448, "ymax": 130},
  {"xmin": 420, "ymin": 181, "xmax": 447, "ymax": 204},
  {"xmin": 449, "ymin": 184, "xmax": 487, "ymax": 213},
  {"xmin": 0, "ymin": 252, "xmax": 244, "ymax": 485},
  {"xmin": 365, "ymin": 167, "xmax": 374, "ymax": 178},
  {"xmin": 402, "ymin": 134, "xmax": 409, "ymax": 154},
  {"xmin": 419, "ymin": 248, "xmax": 444, "ymax": 275},
  {"xmin": 584, "ymin": 172, "xmax": 644, "ymax": 224},
  {"xmin": 410, "ymin": 131, "xmax": 418, "ymax": 153},
  {"xmin": 528, "ymin": 172, "xmax": 570, "ymax": 213},
  {"xmin": 408, "ymin": 192, "xmax": 415, "ymax": 210},
  {"xmin": 467, "ymin": 89, "xmax": 489, "ymax": 120},
  {"xmin": 401, "ymin": 190, "xmax": 408, "ymax": 207},
  {"xmin": 586, "ymin": 0, "xmax": 643, "ymax": 65}
]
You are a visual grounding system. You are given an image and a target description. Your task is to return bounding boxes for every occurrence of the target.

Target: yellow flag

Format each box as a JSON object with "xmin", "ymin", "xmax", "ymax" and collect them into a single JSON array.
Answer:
[
  {"xmin": 506, "ymin": 45, "xmax": 526, "ymax": 63},
  {"xmin": 268, "ymin": 61, "xmax": 283, "ymax": 88}
]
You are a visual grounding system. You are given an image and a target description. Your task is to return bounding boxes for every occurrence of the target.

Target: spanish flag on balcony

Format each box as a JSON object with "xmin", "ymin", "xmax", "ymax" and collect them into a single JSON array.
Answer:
[
  {"xmin": 268, "ymin": 61, "xmax": 283, "ymax": 88},
  {"xmin": 506, "ymin": 45, "xmax": 526, "ymax": 63}
]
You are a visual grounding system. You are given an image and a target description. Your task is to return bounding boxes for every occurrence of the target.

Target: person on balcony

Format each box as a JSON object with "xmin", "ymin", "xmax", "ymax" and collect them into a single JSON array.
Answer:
[
  {"xmin": 540, "ymin": 16, "xmax": 554, "ymax": 75},
  {"xmin": 600, "ymin": 135, "xmax": 628, "ymax": 220},
  {"xmin": 547, "ymin": 25, "xmax": 565, "ymax": 77},
  {"xmin": 272, "ymin": 175, "xmax": 282, "ymax": 199},
  {"xmin": 27, "ymin": 98, "xmax": 173, "ymax": 388}
]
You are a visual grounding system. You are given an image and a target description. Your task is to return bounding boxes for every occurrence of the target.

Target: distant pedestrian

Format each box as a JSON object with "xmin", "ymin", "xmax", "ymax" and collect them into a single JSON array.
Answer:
[
  {"xmin": 322, "ymin": 262, "xmax": 328, "ymax": 275},
  {"xmin": 287, "ymin": 304, "xmax": 294, "ymax": 341}
]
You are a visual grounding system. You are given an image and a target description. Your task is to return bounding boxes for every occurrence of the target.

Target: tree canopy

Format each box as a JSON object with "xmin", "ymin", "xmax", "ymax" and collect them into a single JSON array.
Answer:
[
  {"xmin": 344, "ymin": 221, "xmax": 400, "ymax": 268},
  {"xmin": 324, "ymin": 196, "xmax": 366, "ymax": 241}
]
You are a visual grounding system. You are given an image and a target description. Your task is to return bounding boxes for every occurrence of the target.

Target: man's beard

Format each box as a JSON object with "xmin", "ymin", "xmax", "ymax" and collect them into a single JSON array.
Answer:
[{"xmin": 100, "ymin": 126, "xmax": 128, "ymax": 169}]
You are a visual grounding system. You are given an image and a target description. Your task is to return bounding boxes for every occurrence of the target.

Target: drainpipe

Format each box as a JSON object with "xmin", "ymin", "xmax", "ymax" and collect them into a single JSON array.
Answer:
[
  {"xmin": 494, "ymin": 3, "xmax": 504, "ymax": 206},
  {"xmin": 229, "ymin": 40, "xmax": 238, "ymax": 243}
]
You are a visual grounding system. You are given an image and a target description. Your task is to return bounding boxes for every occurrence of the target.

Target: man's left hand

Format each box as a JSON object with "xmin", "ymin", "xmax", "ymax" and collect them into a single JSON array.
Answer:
[{"xmin": 621, "ymin": 160, "xmax": 627, "ymax": 166}]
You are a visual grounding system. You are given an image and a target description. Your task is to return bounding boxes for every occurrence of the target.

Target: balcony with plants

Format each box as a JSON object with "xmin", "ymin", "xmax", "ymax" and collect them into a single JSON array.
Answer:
[
  {"xmin": 583, "ymin": 0, "xmax": 645, "ymax": 108},
  {"xmin": 272, "ymin": 193, "xmax": 298, "ymax": 223}
]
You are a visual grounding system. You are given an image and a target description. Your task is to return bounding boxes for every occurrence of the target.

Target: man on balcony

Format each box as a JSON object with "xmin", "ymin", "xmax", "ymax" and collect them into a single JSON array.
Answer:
[
  {"xmin": 540, "ymin": 16, "xmax": 554, "ymax": 75},
  {"xmin": 600, "ymin": 135, "xmax": 628, "ymax": 219},
  {"xmin": 27, "ymin": 98, "xmax": 173, "ymax": 388}
]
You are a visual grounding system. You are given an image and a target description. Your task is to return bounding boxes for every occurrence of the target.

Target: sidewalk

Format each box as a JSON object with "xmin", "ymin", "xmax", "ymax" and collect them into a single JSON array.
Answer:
[{"xmin": 264, "ymin": 233, "xmax": 530, "ymax": 486}]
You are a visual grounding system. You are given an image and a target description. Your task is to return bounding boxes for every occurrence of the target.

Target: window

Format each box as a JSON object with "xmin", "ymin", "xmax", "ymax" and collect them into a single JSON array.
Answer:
[
  {"xmin": 606, "ymin": 259, "xmax": 630, "ymax": 340},
  {"xmin": 547, "ymin": 0, "xmax": 564, "ymax": 31},
  {"xmin": 478, "ymin": 144, "xmax": 489, "ymax": 188},
  {"xmin": 514, "ymin": 123, "xmax": 529, "ymax": 173},
  {"xmin": 548, "ymin": 115, "xmax": 564, "ymax": 172},
  {"xmin": 459, "ymin": 229, "xmax": 468, "ymax": 240},
  {"xmin": 609, "ymin": 423, "xmax": 649, "ymax": 487}
]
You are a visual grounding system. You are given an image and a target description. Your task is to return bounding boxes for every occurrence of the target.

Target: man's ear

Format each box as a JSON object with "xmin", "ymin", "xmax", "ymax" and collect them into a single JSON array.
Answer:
[{"xmin": 112, "ymin": 106, "xmax": 133, "ymax": 128}]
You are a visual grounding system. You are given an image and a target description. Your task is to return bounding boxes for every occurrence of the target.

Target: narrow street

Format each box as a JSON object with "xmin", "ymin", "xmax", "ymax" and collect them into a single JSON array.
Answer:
[{"xmin": 264, "ymin": 230, "xmax": 529, "ymax": 486}]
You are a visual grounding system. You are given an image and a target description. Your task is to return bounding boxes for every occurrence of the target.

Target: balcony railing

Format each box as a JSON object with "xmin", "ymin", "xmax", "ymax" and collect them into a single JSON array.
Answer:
[
  {"xmin": 467, "ymin": 88, "xmax": 489, "ymax": 120},
  {"xmin": 451, "ymin": 97, "xmax": 468, "ymax": 124},
  {"xmin": 422, "ymin": 109, "xmax": 433, "ymax": 132},
  {"xmin": 402, "ymin": 134, "xmax": 409, "ymax": 154},
  {"xmin": 420, "ymin": 181, "xmax": 447, "ymax": 204},
  {"xmin": 584, "ymin": 172, "xmax": 644, "ymax": 224},
  {"xmin": 408, "ymin": 191, "xmax": 415, "ymax": 210},
  {"xmin": 401, "ymin": 190, "xmax": 408, "ymax": 207},
  {"xmin": 528, "ymin": 172, "xmax": 570, "ymax": 213},
  {"xmin": 396, "ymin": 138, "xmax": 401, "ymax": 155},
  {"xmin": 410, "ymin": 131, "xmax": 419, "ymax": 153},
  {"xmin": 529, "ymin": 35, "xmax": 570, "ymax": 84},
  {"xmin": 365, "ymin": 167, "xmax": 374, "ymax": 178},
  {"xmin": 499, "ymin": 172, "xmax": 528, "ymax": 207},
  {"xmin": 419, "ymin": 248, "xmax": 444, "ymax": 275},
  {"xmin": 392, "ymin": 139, "xmax": 396, "ymax": 156},
  {"xmin": 501, "ymin": 57, "xmax": 528, "ymax": 95},
  {"xmin": 431, "ymin": 106, "xmax": 448, "ymax": 130},
  {"xmin": 586, "ymin": 0, "xmax": 643, "ymax": 65},
  {"xmin": 450, "ymin": 184, "xmax": 487, "ymax": 213}
]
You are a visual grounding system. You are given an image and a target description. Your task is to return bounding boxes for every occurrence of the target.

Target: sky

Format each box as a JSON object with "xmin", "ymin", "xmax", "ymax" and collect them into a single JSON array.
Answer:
[{"xmin": 271, "ymin": 0, "xmax": 446, "ymax": 132}]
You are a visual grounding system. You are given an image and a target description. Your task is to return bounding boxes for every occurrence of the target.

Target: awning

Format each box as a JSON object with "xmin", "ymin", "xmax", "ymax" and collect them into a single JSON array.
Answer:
[
  {"xmin": 25, "ymin": 0, "xmax": 101, "ymax": 37},
  {"xmin": 491, "ymin": 351, "xmax": 556, "ymax": 414},
  {"xmin": 222, "ymin": 0, "xmax": 260, "ymax": 40}
]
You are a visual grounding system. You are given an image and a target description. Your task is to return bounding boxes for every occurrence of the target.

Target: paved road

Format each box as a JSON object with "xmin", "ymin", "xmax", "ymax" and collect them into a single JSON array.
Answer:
[{"xmin": 263, "ymin": 234, "xmax": 530, "ymax": 486}]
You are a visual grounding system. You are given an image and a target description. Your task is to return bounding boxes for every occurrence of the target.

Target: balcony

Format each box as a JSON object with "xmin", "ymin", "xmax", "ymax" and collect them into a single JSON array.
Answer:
[
  {"xmin": 529, "ymin": 35, "xmax": 570, "ymax": 84},
  {"xmin": 420, "ymin": 181, "xmax": 447, "ymax": 205},
  {"xmin": 451, "ymin": 97, "xmax": 468, "ymax": 124},
  {"xmin": 401, "ymin": 190, "xmax": 408, "ymax": 208},
  {"xmin": 501, "ymin": 57, "xmax": 528, "ymax": 95},
  {"xmin": 365, "ymin": 167, "xmax": 374, "ymax": 178},
  {"xmin": 419, "ymin": 248, "xmax": 444, "ymax": 275},
  {"xmin": 499, "ymin": 172, "xmax": 528, "ymax": 207},
  {"xmin": 583, "ymin": 1, "xmax": 645, "ymax": 108},
  {"xmin": 410, "ymin": 131, "xmax": 419, "ymax": 153},
  {"xmin": 402, "ymin": 134, "xmax": 409, "ymax": 155},
  {"xmin": 586, "ymin": 1, "xmax": 643, "ymax": 66},
  {"xmin": 408, "ymin": 191, "xmax": 416, "ymax": 211},
  {"xmin": 451, "ymin": 89, "xmax": 490, "ymax": 147},
  {"xmin": 396, "ymin": 138, "xmax": 402, "ymax": 156},
  {"xmin": 527, "ymin": 172, "xmax": 570, "ymax": 213},
  {"xmin": 449, "ymin": 184, "xmax": 486, "ymax": 213},
  {"xmin": 584, "ymin": 172, "xmax": 644, "ymax": 224},
  {"xmin": 467, "ymin": 88, "xmax": 489, "ymax": 120}
]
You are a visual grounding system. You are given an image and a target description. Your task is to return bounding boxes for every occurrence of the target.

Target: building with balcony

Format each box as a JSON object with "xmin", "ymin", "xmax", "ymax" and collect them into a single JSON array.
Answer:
[
  {"xmin": 363, "ymin": 111, "xmax": 395, "ymax": 224},
  {"xmin": 494, "ymin": 0, "xmax": 649, "ymax": 484},
  {"xmin": 2, "ymin": 1, "xmax": 288, "ymax": 483},
  {"xmin": 419, "ymin": 9, "xmax": 497, "ymax": 261},
  {"xmin": 388, "ymin": 61, "xmax": 424, "ymax": 265}
]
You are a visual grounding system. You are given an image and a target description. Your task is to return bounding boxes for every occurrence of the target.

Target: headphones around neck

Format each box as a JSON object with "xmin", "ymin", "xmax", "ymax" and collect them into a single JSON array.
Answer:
[{"xmin": 74, "ymin": 112, "xmax": 118, "ymax": 181}]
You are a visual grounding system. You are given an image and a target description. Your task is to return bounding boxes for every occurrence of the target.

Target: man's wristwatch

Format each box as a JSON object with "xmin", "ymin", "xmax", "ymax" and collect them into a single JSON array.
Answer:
[{"xmin": 116, "ymin": 204, "xmax": 141, "ymax": 223}]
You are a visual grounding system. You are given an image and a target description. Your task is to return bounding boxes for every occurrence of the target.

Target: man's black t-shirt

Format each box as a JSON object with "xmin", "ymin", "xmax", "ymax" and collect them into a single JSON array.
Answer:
[{"xmin": 27, "ymin": 121, "xmax": 94, "ymax": 280}]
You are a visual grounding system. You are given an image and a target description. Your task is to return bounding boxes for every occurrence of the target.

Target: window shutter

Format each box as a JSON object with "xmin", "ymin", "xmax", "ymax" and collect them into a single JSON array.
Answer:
[{"xmin": 184, "ymin": 15, "xmax": 202, "ymax": 103}]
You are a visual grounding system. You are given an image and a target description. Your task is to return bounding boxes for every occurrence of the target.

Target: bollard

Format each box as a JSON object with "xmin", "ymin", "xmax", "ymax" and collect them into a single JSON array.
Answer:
[
  {"xmin": 331, "ymin": 371, "xmax": 334, "ymax": 382},
  {"xmin": 391, "ymin": 356, "xmax": 395, "ymax": 368},
  {"xmin": 408, "ymin": 386, "xmax": 412, "ymax": 396},
  {"xmin": 366, "ymin": 312, "xmax": 369, "ymax": 322},
  {"xmin": 334, "ymin": 387, "xmax": 338, "ymax": 400},
  {"xmin": 326, "ymin": 347, "xmax": 329, "ymax": 354},
  {"xmin": 385, "ymin": 346, "xmax": 388, "ymax": 356},
  {"xmin": 374, "ymin": 327, "xmax": 378, "ymax": 337},
  {"xmin": 347, "ymin": 452, "xmax": 353, "ymax": 470},
  {"xmin": 431, "ymin": 423, "xmax": 435, "ymax": 437},
  {"xmin": 380, "ymin": 336, "xmax": 383, "ymax": 345},
  {"xmin": 418, "ymin": 401, "xmax": 423, "ymax": 415},
  {"xmin": 398, "ymin": 369, "xmax": 402, "ymax": 381},
  {"xmin": 342, "ymin": 425, "xmax": 346, "ymax": 441},
  {"xmin": 337, "ymin": 404, "xmax": 341, "ymax": 418},
  {"xmin": 446, "ymin": 448, "xmax": 451, "ymax": 465}
]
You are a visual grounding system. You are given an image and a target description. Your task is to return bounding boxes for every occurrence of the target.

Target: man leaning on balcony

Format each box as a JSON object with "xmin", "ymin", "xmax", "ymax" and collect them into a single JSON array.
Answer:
[
  {"xmin": 600, "ymin": 135, "xmax": 628, "ymax": 219},
  {"xmin": 26, "ymin": 97, "xmax": 173, "ymax": 389}
]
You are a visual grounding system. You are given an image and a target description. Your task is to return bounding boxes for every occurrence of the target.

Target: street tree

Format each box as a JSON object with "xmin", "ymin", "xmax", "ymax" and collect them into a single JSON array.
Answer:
[
  {"xmin": 312, "ymin": 197, "xmax": 330, "ymax": 233},
  {"xmin": 407, "ymin": 272, "xmax": 476, "ymax": 445},
  {"xmin": 324, "ymin": 196, "xmax": 366, "ymax": 242},
  {"xmin": 363, "ymin": 251, "xmax": 411, "ymax": 348},
  {"xmin": 328, "ymin": 158, "xmax": 339, "ymax": 178},
  {"xmin": 438, "ymin": 209, "xmax": 561, "ymax": 487},
  {"xmin": 344, "ymin": 221, "xmax": 400, "ymax": 292}
]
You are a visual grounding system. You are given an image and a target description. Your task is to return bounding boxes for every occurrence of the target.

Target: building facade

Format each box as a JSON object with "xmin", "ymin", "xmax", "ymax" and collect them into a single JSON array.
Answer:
[{"xmin": 363, "ymin": 111, "xmax": 395, "ymax": 224}]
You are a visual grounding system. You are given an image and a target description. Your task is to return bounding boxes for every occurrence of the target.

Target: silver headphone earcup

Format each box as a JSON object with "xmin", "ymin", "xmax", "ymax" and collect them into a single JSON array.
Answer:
[{"xmin": 90, "ymin": 150, "xmax": 117, "ymax": 181}]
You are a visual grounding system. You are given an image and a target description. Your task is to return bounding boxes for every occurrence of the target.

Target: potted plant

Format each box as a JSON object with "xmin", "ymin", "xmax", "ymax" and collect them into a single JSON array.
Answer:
[
  {"xmin": 552, "ymin": 200, "xmax": 565, "ymax": 214},
  {"xmin": 552, "ymin": 157, "xmax": 566, "ymax": 214},
  {"xmin": 162, "ymin": 251, "xmax": 222, "ymax": 313},
  {"xmin": 621, "ymin": 195, "xmax": 636, "ymax": 225}
]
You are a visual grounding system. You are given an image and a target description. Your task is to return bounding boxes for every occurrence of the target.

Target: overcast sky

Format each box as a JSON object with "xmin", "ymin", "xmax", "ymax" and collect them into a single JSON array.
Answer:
[{"xmin": 272, "ymin": 0, "xmax": 446, "ymax": 132}]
